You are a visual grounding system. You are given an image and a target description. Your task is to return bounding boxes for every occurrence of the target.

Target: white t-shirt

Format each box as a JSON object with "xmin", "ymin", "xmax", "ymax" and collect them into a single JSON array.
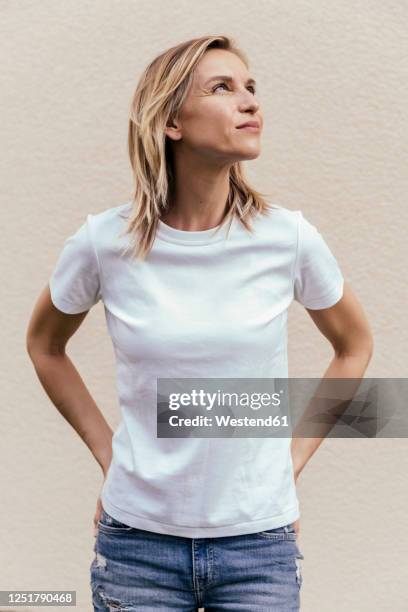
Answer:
[{"xmin": 49, "ymin": 201, "xmax": 344, "ymax": 538}]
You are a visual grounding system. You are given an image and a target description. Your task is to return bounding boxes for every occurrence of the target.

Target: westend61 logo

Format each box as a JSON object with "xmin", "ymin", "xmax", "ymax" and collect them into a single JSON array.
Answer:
[{"xmin": 157, "ymin": 378, "xmax": 408, "ymax": 439}]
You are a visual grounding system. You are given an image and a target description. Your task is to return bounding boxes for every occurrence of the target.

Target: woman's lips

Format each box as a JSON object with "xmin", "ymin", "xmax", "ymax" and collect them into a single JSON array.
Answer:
[{"xmin": 236, "ymin": 125, "xmax": 260, "ymax": 132}]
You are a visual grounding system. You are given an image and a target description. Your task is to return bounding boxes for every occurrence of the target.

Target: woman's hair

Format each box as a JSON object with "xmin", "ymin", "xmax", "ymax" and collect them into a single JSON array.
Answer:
[{"xmin": 119, "ymin": 34, "xmax": 274, "ymax": 260}]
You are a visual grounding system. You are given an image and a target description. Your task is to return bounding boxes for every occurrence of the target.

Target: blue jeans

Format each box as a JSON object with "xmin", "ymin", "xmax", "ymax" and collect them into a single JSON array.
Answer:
[{"xmin": 90, "ymin": 507, "xmax": 304, "ymax": 611}]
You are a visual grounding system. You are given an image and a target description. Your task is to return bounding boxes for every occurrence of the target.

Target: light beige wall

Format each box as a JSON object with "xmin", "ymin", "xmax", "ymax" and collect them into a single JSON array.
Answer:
[{"xmin": 2, "ymin": 1, "xmax": 407, "ymax": 611}]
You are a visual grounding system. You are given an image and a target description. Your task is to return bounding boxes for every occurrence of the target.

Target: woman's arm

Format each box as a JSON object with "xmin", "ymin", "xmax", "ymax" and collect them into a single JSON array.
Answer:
[
  {"xmin": 291, "ymin": 281, "xmax": 374, "ymax": 480},
  {"xmin": 26, "ymin": 284, "xmax": 113, "ymax": 476}
]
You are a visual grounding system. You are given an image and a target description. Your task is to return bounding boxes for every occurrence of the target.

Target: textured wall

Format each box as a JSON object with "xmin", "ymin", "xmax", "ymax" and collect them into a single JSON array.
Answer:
[{"xmin": 2, "ymin": 1, "xmax": 407, "ymax": 610}]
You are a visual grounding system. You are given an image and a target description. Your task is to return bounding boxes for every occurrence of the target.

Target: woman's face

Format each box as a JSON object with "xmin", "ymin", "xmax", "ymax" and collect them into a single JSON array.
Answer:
[{"xmin": 165, "ymin": 48, "xmax": 263, "ymax": 164}]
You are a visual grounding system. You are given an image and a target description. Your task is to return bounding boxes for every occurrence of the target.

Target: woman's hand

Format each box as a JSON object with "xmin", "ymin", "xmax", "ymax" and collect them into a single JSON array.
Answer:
[
  {"xmin": 93, "ymin": 474, "xmax": 107, "ymax": 537},
  {"xmin": 93, "ymin": 494, "xmax": 103, "ymax": 537}
]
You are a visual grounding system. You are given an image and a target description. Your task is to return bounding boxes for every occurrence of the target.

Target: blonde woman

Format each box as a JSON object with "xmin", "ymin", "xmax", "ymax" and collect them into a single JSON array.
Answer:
[{"xmin": 26, "ymin": 35, "xmax": 373, "ymax": 611}]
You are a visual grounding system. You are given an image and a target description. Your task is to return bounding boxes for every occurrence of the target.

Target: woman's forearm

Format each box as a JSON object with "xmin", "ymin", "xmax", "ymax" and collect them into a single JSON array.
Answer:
[
  {"xmin": 291, "ymin": 349, "xmax": 372, "ymax": 481},
  {"xmin": 27, "ymin": 349, "xmax": 113, "ymax": 476}
]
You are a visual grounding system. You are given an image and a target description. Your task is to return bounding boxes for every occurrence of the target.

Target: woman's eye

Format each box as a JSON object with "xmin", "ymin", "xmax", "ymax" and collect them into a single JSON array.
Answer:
[
  {"xmin": 213, "ymin": 82, "xmax": 257, "ymax": 95},
  {"xmin": 213, "ymin": 82, "xmax": 229, "ymax": 93}
]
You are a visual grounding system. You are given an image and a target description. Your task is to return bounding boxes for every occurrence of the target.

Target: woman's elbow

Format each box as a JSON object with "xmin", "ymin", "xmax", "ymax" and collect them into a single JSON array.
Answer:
[{"xmin": 335, "ymin": 332, "xmax": 374, "ymax": 363}]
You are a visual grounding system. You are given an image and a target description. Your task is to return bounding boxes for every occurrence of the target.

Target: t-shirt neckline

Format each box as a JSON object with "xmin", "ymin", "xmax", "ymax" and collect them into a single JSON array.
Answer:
[{"xmin": 156, "ymin": 215, "xmax": 237, "ymax": 246}]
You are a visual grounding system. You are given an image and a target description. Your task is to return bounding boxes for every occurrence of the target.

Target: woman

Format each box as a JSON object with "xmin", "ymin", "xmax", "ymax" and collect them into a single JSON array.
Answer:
[{"xmin": 26, "ymin": 35, "xmax": 373, "ymax": 611}]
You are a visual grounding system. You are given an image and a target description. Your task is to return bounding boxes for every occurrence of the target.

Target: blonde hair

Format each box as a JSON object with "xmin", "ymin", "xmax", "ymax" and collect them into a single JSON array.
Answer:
[{"xmin": 119, "ymin": 34, "xmax": 274, "ymax": 260}]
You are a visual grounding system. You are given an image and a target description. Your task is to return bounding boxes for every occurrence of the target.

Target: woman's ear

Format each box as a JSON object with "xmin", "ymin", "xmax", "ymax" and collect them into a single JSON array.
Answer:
[{"xmin": 164, "ymin": 116, "xmax": 182, "ymax": 142}]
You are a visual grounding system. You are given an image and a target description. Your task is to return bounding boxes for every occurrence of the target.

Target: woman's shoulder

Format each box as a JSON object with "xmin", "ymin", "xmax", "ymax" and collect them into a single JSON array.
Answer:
[
  {"xmin": 87, "ymin": 201, "xmax": 131, "ymax": 233},
  {"xmin": 253, "ymin": 201, "xmax": 302, "ymax": 235},
  {"xmin": 86, "ymin": 201, "xmax": 133, "ymax": 252}
]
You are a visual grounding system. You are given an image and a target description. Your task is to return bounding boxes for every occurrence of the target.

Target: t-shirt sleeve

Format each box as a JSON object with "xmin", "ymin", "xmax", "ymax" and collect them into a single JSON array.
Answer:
[
  {"xmin": 293, "ymin": 211, "xmax": 344, "ymax": 309},
  {"xmin": 49, "ymin": 214, "xmax": 102, "ymax": 314}
]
